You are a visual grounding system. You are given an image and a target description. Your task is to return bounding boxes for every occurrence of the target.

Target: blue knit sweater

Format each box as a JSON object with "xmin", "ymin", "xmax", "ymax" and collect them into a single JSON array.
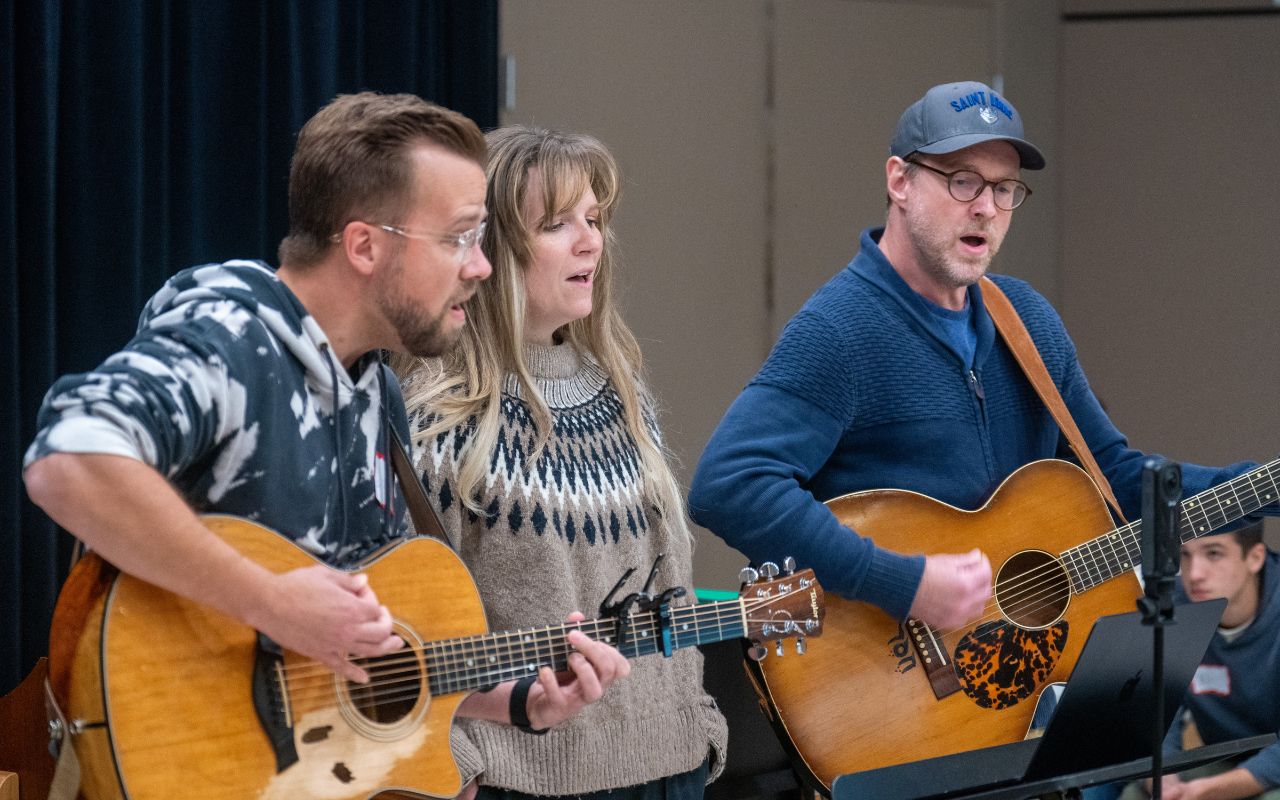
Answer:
[
  {"xmin": 1164, "ymin": 551, "xmax": 1280, "ymax": 789},
  {"xmin": 688, "ymin": 228, "xmax": 1253, "ymax": 619}
]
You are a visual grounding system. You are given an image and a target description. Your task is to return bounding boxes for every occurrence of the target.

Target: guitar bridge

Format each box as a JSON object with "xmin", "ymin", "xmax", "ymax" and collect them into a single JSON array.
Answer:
[
  {"xmin": 253, "ymin": 633, "xmax": 299, "ymax": 772},
  {"xmin": 907, "ymin": 618, "xmax": 961, "ymax": 700}
]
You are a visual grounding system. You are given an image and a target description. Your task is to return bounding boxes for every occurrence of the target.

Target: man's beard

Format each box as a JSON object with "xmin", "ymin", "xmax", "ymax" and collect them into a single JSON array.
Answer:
[
  {"xmin": 378, "ymin": 255, "xmax": 466, "ymax": 358},
  {"xmin": 904, "ymin": 204, "xmax": 999, "ymax": 290},
  {"xmin": 385, "ymin": 294, "xmax": 458, "ymax": 357}
]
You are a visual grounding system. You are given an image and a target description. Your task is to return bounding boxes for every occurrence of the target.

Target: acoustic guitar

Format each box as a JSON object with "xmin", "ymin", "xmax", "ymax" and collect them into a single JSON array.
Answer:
[
  {"xmin": 47, "ymin": 515, "xmax": 825, "ymax": 800},
  {"xmin": 747, "ymin": 457, "xmax": 1279, "ymax": 791}
]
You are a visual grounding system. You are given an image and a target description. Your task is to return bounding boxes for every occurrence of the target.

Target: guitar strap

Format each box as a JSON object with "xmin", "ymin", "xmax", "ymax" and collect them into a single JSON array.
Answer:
[
  {"xmin": 44, "ymin": 680, "xmax": 81, "ymax": 800},
  {"xmin": 390, "ymin": 426, "xmax": 459, "ymax": 551},
  {"xmin": 979, "ymin": 276, "xmax": 1129, "ymax": 523}
]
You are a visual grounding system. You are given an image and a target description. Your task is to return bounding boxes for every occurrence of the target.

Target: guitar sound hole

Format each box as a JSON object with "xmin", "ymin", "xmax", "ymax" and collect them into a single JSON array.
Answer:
[
  {"xmin": 346, "ymin": 652, "xmax": 421, "ymax": 725},
  {"xmin": 994, "ymin": 550, "xmax": 1071, "ymax": 629}
]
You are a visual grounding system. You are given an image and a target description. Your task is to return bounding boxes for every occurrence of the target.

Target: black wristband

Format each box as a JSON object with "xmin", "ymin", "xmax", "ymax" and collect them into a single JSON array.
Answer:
[{"xmin": 509, "ymin": 675, "xmax": 548, "ymax": 735}]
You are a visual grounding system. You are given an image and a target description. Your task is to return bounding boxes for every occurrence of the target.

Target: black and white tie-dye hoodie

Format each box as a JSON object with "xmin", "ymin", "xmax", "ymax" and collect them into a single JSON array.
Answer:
[{"xmin": 25, "ymin": 259, "xmax": 410, "ymax": 566}]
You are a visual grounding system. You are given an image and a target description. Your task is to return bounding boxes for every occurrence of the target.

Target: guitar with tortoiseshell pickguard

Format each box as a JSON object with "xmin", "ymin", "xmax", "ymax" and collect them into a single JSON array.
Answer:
[{"xmin": 747, "ymin": 457, "xmax": 1279, "ymax": 791}]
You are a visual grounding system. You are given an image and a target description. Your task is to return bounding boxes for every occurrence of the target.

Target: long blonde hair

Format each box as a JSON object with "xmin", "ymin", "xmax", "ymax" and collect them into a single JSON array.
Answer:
[{"xmin": 396, "ymin": 125, "xmax": 690, "ymax": 539}]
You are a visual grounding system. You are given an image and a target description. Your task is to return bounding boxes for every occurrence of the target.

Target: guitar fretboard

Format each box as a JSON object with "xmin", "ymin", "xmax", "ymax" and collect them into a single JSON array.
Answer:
[
  {"xmin": 1062, "ymin": 458, "xmax": 1280, "ymax": 593},
  {"xmin": 422, "ymin": 599, "xmax": 748, "ymax": 696}
]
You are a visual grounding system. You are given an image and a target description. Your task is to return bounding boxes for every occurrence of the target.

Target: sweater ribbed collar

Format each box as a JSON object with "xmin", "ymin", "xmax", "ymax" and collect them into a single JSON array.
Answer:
[{"xmin": 507, "ymin": 341, "xmax": 609, "ymax": 409}]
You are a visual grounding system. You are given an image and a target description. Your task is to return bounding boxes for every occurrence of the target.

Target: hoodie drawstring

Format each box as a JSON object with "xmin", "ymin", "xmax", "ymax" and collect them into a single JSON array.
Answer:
[
  {"xmin": 323, "ymin": 343, "xmax": 350, "ymax": 546},
  {"xmin": 378, "ymin": 362, "xmax": 393, "ymax": 540}
]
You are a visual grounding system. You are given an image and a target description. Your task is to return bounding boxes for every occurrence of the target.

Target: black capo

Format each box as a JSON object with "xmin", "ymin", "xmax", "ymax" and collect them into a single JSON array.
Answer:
[{"xmin": 598, "ymin": 554, "xmax": 687, "ymax": 655}]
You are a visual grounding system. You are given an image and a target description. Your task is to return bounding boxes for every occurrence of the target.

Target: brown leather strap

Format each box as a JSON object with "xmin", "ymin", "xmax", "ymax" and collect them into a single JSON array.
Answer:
[
  {"xmin": 389, "ymin": 426, "xmax": 456, "ymax": 549},
  {"xmin": 980, "ymin": 277, "xmax": 1128, "ymax": 522}
]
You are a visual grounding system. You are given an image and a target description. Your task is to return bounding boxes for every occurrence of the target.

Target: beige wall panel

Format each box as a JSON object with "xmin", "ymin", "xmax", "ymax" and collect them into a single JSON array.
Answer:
[
  {"xmin": 1063, "ymin": 0, "xmax": 1271, "ymax": 14},
  {"xmin": 995, "ymin": 0, "xmax": 1063, "ymax": 303},
  {"xmin": 770, "ymin": 0, "xmax": 1062, "ymax": 336},
  {"xmin": 499, "ymin": 1, "xmax": 771, "ymax": 586},
  {"xmin": 1060, "ymin": 15, "xmax": 1280, "ymax": 540},
  {"xmin": 771, "ymin": 1, "xmax": 993, "ymax": 333}
]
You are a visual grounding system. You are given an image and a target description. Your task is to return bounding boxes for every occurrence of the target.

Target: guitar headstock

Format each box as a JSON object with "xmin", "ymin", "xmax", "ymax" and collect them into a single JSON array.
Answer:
[{"xmin": 738, "ymin": 559, "xmax": 825, "ymax": 653}]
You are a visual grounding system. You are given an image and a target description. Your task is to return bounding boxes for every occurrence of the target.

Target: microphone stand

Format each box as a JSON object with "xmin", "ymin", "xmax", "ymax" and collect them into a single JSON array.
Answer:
[{"xmin": 1137, "ymin": 458, "xmax": 1182, "ymax": 800}]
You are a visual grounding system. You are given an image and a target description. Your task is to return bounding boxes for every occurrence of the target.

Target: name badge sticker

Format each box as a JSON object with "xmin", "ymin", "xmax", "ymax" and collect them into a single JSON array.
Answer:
[{"xmin": 1191, "ymin": 664, "xmax": 1230, "ymax": 696}]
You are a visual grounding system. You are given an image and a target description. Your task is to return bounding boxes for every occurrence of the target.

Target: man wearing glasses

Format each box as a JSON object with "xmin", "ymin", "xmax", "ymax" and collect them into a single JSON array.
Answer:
[
  {"xmin": 23, "ymin": 92, "xmax": 628, "ymax": 766},
  {"xmin": 689, "ymin": 80, "xmax": 1269, "ymax": 634}
]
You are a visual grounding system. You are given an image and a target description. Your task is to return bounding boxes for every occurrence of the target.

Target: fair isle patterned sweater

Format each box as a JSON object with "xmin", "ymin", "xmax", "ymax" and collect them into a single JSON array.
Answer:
[{"xmin": 410, "ymin": 342, "xmax": 726, "ymax": 795}]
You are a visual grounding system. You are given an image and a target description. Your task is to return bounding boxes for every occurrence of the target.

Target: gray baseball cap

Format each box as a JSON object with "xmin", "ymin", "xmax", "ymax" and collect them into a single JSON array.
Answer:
[{"xmin": 890, "ymin": 81, "xmax": 1045, "ymax": 170}]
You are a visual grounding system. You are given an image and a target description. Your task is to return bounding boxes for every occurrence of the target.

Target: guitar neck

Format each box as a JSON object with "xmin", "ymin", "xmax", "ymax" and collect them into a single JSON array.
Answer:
[
  {"xmin": 423, "ymin": 598, "xmax": 747, "ymax": 696},
  {"xmin": 1065, "ymin": 457, "xmax": 1280, "ymax": 592}
]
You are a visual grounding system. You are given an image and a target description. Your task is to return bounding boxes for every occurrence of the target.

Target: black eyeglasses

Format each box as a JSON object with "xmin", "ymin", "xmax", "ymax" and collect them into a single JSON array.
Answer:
[{"xmin": 907, "ymin": 159, "xmax": 1032, "ymax": 211}]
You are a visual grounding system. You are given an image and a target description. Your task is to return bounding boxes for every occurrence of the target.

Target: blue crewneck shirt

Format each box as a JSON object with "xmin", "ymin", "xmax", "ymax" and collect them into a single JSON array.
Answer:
[{"xmin": 924, "ymin": 296, "xmax": 977, "ymax": 369}]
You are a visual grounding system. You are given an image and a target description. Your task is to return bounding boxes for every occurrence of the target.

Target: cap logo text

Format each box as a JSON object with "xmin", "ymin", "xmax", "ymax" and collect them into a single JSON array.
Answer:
[{"xmin": 951, "ymin": 90, "xmax": 1015, "ymax": 123}]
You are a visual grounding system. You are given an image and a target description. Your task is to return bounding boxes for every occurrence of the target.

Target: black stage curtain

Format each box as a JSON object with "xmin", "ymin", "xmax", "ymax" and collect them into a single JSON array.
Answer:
[{"xmin": 1, "ymin": 0, "xmax": 498, "ymax": 695}]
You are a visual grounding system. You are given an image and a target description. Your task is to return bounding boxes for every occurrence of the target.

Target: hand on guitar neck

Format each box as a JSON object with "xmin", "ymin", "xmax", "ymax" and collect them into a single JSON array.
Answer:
[
  {"xmin": 521, "ymin": 611, "xmax": 632, "ymax": 730},
  {"xmin": 908, "ymin": 548, "xmax": 993, "ymax": 629},
  {"xmin": 456, "ymin": 610, "xmax": 632, "ymax": 730}
]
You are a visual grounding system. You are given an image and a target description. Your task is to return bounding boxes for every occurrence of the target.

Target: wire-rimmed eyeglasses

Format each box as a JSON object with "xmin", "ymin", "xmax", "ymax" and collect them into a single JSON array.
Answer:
[
  {"xmin": 329, "ymin": 220, "xmax": 487, "ymax": 261},
  {"xmin": 907, "ymin": 159, "xmax": 1031, "ymax": 211}
]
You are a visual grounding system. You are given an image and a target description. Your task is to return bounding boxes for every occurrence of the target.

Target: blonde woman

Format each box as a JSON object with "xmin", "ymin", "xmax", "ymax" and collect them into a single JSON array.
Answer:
[{"xmin": 396, "ymin": 126, "xmax": 725, "ymax": 799}]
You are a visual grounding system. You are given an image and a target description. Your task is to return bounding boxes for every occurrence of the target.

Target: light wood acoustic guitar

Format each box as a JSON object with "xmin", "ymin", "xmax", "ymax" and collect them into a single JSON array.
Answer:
[
  {"xmin": 747, "ymin": 457, "xmax": 1279, "ymax": 791},
  {"xmin": 46, "ymin": 515, "xmax": 825, "ymax": 800}
]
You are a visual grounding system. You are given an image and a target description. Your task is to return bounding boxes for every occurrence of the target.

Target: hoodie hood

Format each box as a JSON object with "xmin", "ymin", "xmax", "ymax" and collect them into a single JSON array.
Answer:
[{"xmin": 140, "ymin": 259, "xmax": 345, "ymax": 391}]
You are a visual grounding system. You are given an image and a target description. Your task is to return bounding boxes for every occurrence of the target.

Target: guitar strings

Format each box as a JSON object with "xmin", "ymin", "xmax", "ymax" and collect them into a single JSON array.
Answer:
[
  {"xmin": 958, "ymin": 472, "xmax": 1255, "ymax": 636},
  {"xmin": 278, "ymin": 597, "xmax": 759, "ymax": 684},
  {"xmin": 276, "ymin": 616, "xmax": 683, "ymax": 709},
  {"xmin": 279, "ymin": 590, "xmax": 804, "ymax": 681},
  {"xmin": 921, "ymin": 463, "xmax": 1279, "ymax": 644},
  {"xmin": 272, "ymin": 593, "xmax": 808, "ymax": 709},
  {"xmin": 958, "ymin": 465, "xmax": 1267, "ymax": 638},
  {"xmin": 275, "ymin": 606, "xmax": 786, "ymax": 710},
  {"xmin": 934, "ymin": 535, "xmax": 1132, "ymax": 642},
  {"xmin": 920, "ymin": 530, "xmax": 1124, "ymax": 641},
  {"xmin": 278, "ymin": 612, "xmax": 722, "ymax": 711}
]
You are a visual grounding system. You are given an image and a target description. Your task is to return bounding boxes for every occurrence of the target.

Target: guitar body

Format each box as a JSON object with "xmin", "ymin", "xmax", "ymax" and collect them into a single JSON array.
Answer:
[
  {"xmin": 50, "ymin": 516, "xmax": 487, "ymax": 800},
  {"xmin": 754, "ymin": 460, "xmax": 1141, "ymax": 789}
]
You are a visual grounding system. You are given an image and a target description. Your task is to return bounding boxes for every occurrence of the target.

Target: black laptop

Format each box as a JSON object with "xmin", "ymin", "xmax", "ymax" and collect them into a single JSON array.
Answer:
[{"xmin": 832, "ymin": 599, "xmax": 1227, "ymax": 800}]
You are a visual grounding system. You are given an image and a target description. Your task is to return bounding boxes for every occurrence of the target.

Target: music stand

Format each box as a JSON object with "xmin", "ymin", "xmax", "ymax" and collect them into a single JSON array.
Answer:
[
  {"xmin": 874, "ymin": 735, "xmax": 1276, "ymax": 800},
  {"xmin": 832, "ymin": 600, "xmax": 1238, "ymax": 800}
]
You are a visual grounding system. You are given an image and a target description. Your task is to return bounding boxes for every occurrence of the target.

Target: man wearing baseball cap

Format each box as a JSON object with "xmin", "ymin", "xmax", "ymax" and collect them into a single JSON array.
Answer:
[{"xmin": 689, "ymin": 81, "xmax": 1271, "ymax": 631}]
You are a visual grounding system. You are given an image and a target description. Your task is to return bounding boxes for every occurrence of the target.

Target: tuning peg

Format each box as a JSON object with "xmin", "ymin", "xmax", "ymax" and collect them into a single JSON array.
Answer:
[
  {"xmin": 747, "ymin": 644, "xmax": 767, "ymax": 662},
  {"xmin": 739, "ymin": 566, "xmax": 759, "ymax": 585},
  {"xmin": 781, "ymin": 556, "xmax": 796, "ymax": 575},
  {"xmin": 775, "ymin": 640, "xmax": 785, "ymax": 657},
  {"xmin": 760, "ymin": 561, "xmax": 780, "ymax": 579},
  {"xmin": 796, "ymin": 637, "xmax": 807, "ymax": 655}
]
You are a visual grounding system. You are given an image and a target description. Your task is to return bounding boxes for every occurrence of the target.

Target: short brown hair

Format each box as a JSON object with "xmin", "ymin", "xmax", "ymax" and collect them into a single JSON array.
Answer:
[
  {"xmin": 1232, "ymin": 519, "xmax": 1266, "ymax": 553},
  {"xmin": 278, "ymin": 92, "xmax": 486, "ymax": 267}
]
